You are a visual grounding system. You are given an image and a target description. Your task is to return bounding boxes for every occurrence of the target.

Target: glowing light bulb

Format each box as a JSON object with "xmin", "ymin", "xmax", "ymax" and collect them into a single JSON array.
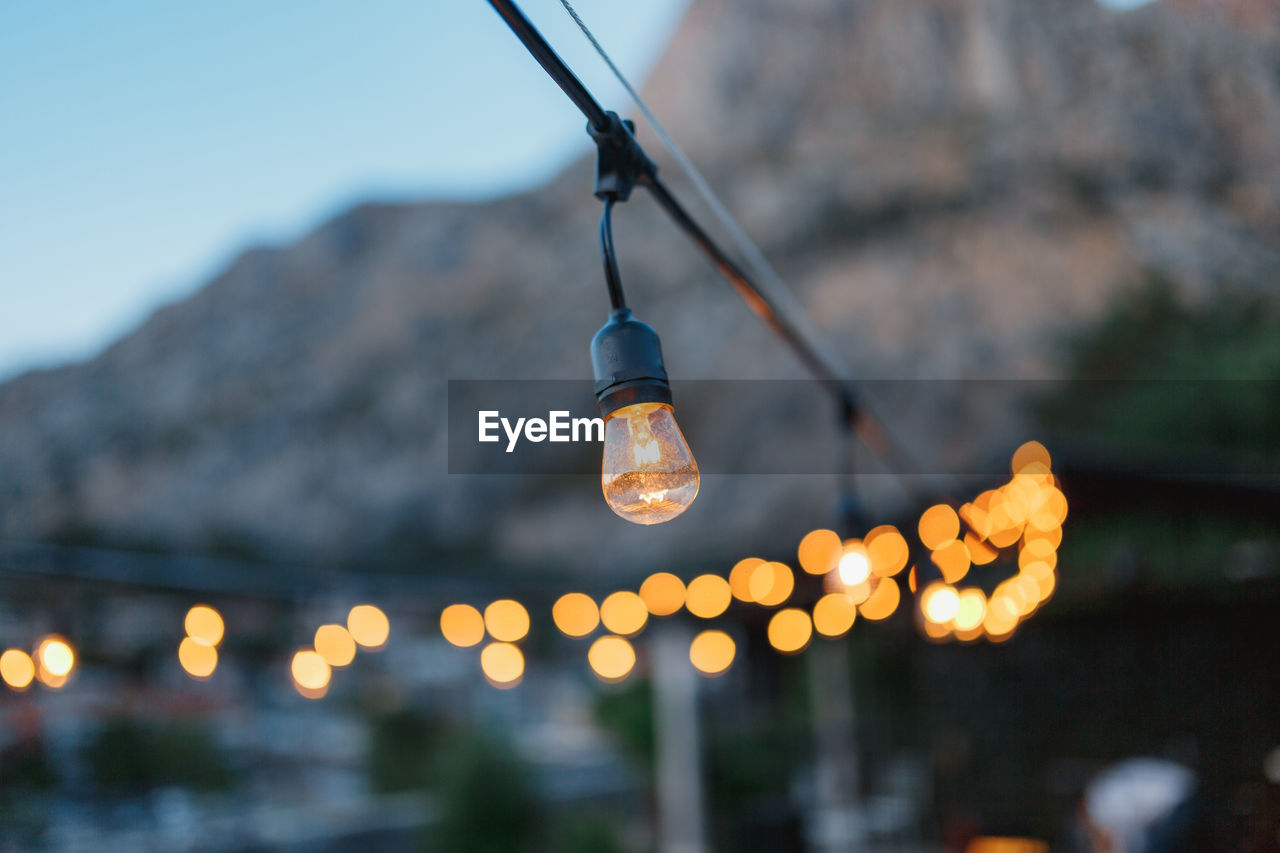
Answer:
[
  {"xmin": 601, "ymin": 402, "xmax": 699, "ymax": 524},
  {"xmin": 837, "ymin": 541, "xmax": 871, "ymax": 586}
]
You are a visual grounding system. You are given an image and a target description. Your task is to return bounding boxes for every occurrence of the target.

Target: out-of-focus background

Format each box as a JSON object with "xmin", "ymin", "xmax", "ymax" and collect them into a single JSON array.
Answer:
[{"xmin": 2, "ymin": 0, "xmax": 1279, "ymax": 850}]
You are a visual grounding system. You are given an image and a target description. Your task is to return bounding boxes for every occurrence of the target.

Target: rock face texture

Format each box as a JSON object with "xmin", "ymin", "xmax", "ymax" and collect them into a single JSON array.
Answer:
[{"xmin": 1, "ymin": 0, "xmax": 1277, "ymax": 571}]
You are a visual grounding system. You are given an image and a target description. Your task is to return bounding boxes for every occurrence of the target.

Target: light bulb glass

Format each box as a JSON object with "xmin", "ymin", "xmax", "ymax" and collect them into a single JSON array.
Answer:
[{"xmin": 601, "ymin": 402, "xmax": 698, "ymax": 525}]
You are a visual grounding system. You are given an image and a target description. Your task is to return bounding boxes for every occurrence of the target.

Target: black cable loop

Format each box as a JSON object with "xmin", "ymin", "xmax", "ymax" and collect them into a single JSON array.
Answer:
[
  {"xmin": 599, "ymin": 196, "xmax": 627, "ymax": 310},
  {"xmin": 488, "ymin": 0, "xmax": 940, "ymax": 506}
]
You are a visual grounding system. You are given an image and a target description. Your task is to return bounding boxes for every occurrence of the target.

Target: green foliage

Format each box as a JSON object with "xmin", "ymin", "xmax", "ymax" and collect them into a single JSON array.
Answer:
[
  {"xmin": 428, "ymin": 732, "xmax": 539, "ymax": 853},
  {"xmin": 1059, "ymin": 275, "xmax": 1280, "ymax": 381},
  {"xmin": 151, "ymin": 724, "xmax": 235, "ymax": 790},
  {"xmin": 546, "ymin": 814, "xmax": 626, "ymax": 853},
  {"xmin": 593, "ymin": 679, "xmax": 655, "ymax": 772},
  {"xmin": 366, "ymin": 707, "xmax": 441, "ymax": 794},
  {"xmin": 1042, "ymin": 275, "xmax": 1280, "ymax": 456},
  {"xmin": 1061, "ymin": 509, "xmax": 1274, "ymax": 592},
  {"xmin": 0, "ymin": 736, "xmax": 57, "ymax": 790},
  {"xmin": 705, "ymin": 721, "xmax": 809, "ymax": 816},
  {"xmin": 82, "ymin": 718, "xmax": 233, "ymax": 794},
  {"xmin": 83, "ymin": 719, "xmax": 154, "ymax": 793}
]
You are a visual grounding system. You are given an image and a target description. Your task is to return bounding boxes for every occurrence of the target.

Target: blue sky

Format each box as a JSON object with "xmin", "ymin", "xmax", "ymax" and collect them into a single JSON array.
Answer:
[
  {"xmin": 0, "ymin": 0, "xmax": 1146, "ymax": 380},
  {"xmin": 0, "ymin": 0, "xmax": 687, "ymax": 379}
]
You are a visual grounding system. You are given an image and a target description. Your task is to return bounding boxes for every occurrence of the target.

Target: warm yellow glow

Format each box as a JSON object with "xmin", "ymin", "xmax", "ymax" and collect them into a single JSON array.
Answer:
[
  {"xmin": 184, "ymin": 605, "xmax": 224, "ymax": 647},
  {"xmin": 1022, "ymin": 565, "xmax": 1056, "ymax": 602},
  {"xmin": 291, "ymin": 649, "xmax": 331, "ymax": 692},
  {"xmin": 966, "ymin": 836, "xmax": 1049, "ymax": 853},
  {"xmin": 483, "ymin": 599, "xmax": 530, "ymax": 643},
  {"xmin": 685, "ymin": 574, "xmax": 732, "ymax": 619},
  {"xmin": 858, "ymin": 577, "xmax": 901, "ymax": 621},
  {"xmin": 999, "ymin": 482, "xmax": 1030, "ymax": 525},
  {"xmin": 748, "ymin": 562, "xmax": 772, "ymax": 601},
  {"xmin": 830, "ymin": 573, "xmax": 873, "ymax": 604},
  {"xmin": 959, "ymin": 502, "xmax": 990, "ymax": 540},
  {"xmin": 639, "ymin": 572, "xmax": 686, "ymax": 616},
  {"xmin": 440, "ymin": 604, "xmax": 486, "ymax": 647},
  {"xmin": 1019, "ymin": 538, "xmax": 1057, "ymax": 571},
  {"xmin": 480, "ymin": 641, "xmax": 525, "ymax": 687},
  {"xmin": 599, "ymin": 591, "xmax": 648, "ymax": 637},
  {"xmin": 767, "ymin": 608, "xmax": 813, "ymax": 654},
  {"xmin": 601, "ymin": 402, "xmax": 699, "ymax": 525},
  {"xmin": 1010, "ymin": 476, "xmax": 1047, "ymax": 522},
  {"xmin": 36, "ymin": 636, "xmax": 75, "ymax": 678},
  {"xmin": 998, "ymin": 575, "xmax": 1038, "ymax": 617},
  {"xmin": 750, "ymin": 561, "xmax": 794, "ymax": 607},
  {"xmin": 918, "ymin": 504, "xmax": 960, "ymax": 550},
  {"xmin": 347, "ymin": 604, "xmax": 390, "ymax": 649},
  {"xmin": 930, "ymin": 539, "xmax": 971, "ymax": 584},
  {"xmin": 587, "ymin": 635, "xmax": 636, "ymax": 682},
  {"xmin": 1023, "ymin": 524, "xmax": 1063, "ymax": 550},
  {"xmin": 984, "ymin": 611, "xmax": 1017, "ymax": 640},
  {"xmin": 689, "ymin": 630, "xmax": 736, "ymax": 676},
  {"xmin": 1014, "ymin": 574, "xmax": 1043, "ymax": 614},
  {"xmin": 986, "ymin": 501, "xmax": 1024, "ymax": 548},
  {"xmin": 1030, "ymin": 486, "xmax": 1068, "ymax": 530},
  {"xmin": 1021, "ymin": 559, "xmax": 1054, "ymax": 584},
  {"xmin": 1047, "ymin": 495, "xmax": 1066, "ymax": 529},
  {"xmin": 965, "ymin": 532, "xmax": 999, "ymax": 566},
  {"xmin": 797, "ymin": 528, "xmax": 842, "ymax": 575},
  {"xmin": 837, "ymin": 541, "xmax": 871, "ymax": 586},
  {"xmin": 314, "ymin": 624, "xmax": 357, "ymax": 667},
  {"xmin": 178, "ymin": 637, "xmax": 218, "ymax": 679},
  {"xmin": 865, "ymin": 525, "xmax": 909, "ymax": 577},
  {"xmin": 954, "ymin": 589, "xmax": 987, "ymax": 631},
  {"xmin": 923, "ymin": 618, "xmax": 951, "ymax": 640},
  {"xmin": 974, "ymin": 489, "xmax": 998, "ymax": 510},
  {"xmin": 0, "ymin": 649, "xmax": 36, "ymax": 690},
  {"xmin": 812, "ymin": 593, "xmax": 858, "ymax": 638},
  {"xmin": 551, "ymin": 593, "xmax": 600, "ymax": 638},
  {"xmin": 987, "ymin": 593, "xmax": 1020, "ymax": 626},
  {"xmin": 922, "ymin": 584, "xmax": 960, "ymax": 624},
  {"xmin": 729, "ymin": 557, "xmax": 763, "ymax": 602},
  {"xmin": 36, "ymin": 667, "xmax": 69, "ymax": 689},
  {"xmin": 1011, "ymin": 441, "xmax": 1052, "ymax": 475}
]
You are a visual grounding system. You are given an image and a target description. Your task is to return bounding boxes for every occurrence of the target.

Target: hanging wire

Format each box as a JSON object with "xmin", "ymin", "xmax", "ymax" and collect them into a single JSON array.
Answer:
[
  {"xmin": 599, "ymin": 196, "xmax": 627, "ymax": 310},
  {"xmin": 558, "ymin": 0, "xmax": 947, "ymax": 499},
  {"xmin": 557, "ymin": 0, "xmax": 838, "ymax": 367}
]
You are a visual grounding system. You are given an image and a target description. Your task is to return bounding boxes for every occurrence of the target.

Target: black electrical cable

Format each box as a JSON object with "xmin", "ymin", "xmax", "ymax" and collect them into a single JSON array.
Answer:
[
  {"xmin": 599, "ymin": 197, "xmax": 627, "ymax": 310},
  {"xmin": 485, "ymin": 0, "xmax": 610, "ymax": 132},
  {"xmin": 486, "ymin": 0, "xmax": 939, "ymax": 494},
  {"xmin": 487, "ymin": 0, "xmax": 855, "ymax": 405},
  {"xmin": 642, "ymin": 177, "xmax": 854, "ymax": 408}
]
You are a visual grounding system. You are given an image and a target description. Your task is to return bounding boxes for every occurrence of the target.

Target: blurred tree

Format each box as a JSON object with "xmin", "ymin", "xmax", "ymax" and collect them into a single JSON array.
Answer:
[
  {"xmin": 428, "ymin": 731, "xmax": 539, "ymax": 853},
  {"xmin": 547, "ymin": 814, "xmax": 626, "ymax": 853},
  {"xmin": 367, "ymin": 707, "xmax": 441, "ymax": 793},
  {"xmin": 1042, "ymin": 275, "xmax": 1280, "ymax": 457},
  {"xmin": 83, "ymin": 718, "xmax": 151, "ymax": 793},
  {"xmin": 152, "ymin": 723, "xmax": 234, "ymax": 791},
  {"xmin": 0, "ymin": 733, "xmax": 57, "ymax": 791},
  {"xmin": 1038, "ymin": 275, "xmax": 1280, "ymax": 589},
  {"xmin": 594, "ymin": 679, "xmax": 656, "ymax": 773},
  {"xmin": 0, "ymin": 721, "xmax": 58, "ymax": 846},
  {"xmin": 82, "ymin": 717, "xmax": 233, "ymax": 794}
]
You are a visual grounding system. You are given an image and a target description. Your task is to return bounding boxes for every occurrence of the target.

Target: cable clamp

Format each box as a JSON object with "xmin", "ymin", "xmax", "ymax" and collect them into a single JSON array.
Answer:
[{"xmin": 589, "ymin": 111, "xmax": 657, "ymax": 202}]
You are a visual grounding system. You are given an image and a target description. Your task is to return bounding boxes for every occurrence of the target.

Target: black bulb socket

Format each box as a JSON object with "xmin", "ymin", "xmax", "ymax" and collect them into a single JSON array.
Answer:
[{"xmin": 590, "ymin": 308, "xmax": 673, "ymax": 418}]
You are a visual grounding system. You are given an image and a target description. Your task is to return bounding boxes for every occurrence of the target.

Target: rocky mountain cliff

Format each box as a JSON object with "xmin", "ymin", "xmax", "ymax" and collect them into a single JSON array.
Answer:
[{"xmin": 2, "ymin": 0, "xmax": 1278, "ymax": 573}]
